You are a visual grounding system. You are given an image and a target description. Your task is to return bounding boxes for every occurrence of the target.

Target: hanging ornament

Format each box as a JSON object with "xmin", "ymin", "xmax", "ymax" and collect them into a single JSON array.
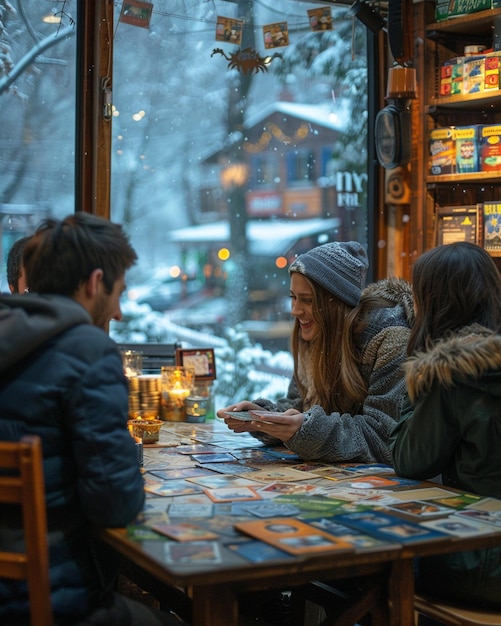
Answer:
[
  {"xmin": 215, "ymin": 16, "xmax": 244, "ymax": 46},
  {"xmin": 211, "ymin": 47, "xmax": 283, "ymax": 75},
  {"xmin": 262, "ymin": 22, "xmax": 289, "ymax": 49},
  {"xmin": 307, "ymin": 7, "xmax": 333, "ymax": 31},
  {"xmin": 119, "ymin": 1, "xmax": 153, "ymax": 29}
]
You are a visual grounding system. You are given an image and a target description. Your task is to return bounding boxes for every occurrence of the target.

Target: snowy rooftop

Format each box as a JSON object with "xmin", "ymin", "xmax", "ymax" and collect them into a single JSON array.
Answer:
[
  {"xmin": 166, "ymin": 217, "xmax": 341, "ymax": 256},
  {"xmin": 245, "ymin": 100, "xmax": 350, "ymax": 133}
]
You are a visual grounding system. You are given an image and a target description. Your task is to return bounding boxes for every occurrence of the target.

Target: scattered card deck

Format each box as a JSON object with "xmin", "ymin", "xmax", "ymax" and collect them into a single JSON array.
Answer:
[
  {"xmin": 151, "ymin": 522, "xmax": 219, "ymax": 541},
  {"xmin": 235, "ymin": 517, "xmax": 353, "ymax": 555}
]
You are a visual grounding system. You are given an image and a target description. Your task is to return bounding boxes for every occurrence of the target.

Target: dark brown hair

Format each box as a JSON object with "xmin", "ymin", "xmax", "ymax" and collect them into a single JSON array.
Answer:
[
  {"xmin": 408, "ymin": 242, "xmax": 501, "ymax": 355},
  {"xmin": 7, "ymin": 236, "xmax": 30, "ymax": 293},
  {"xmin": 24, "ymin": 212, "xmax": 137, "ymax": 296}
]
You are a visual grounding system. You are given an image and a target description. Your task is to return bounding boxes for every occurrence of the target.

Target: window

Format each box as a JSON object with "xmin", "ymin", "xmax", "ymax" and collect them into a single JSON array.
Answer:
[
  {"xmin": 110, "ymin": 0, "xmax": 369, "ymax": 351},
  {"xmin": 2, "ymin": 0, "xmax": 369, "ymax": 355},
  {"xmin": 0, "ymin": 0, "xmax": 76, "ymax": 289},
  {"xmin": 249, "ymin": 155, "xmax": 280, "ymax": 189},
  {"xmin": 286, "ymin": 150, "xmax": 316, "ymax": 184}
]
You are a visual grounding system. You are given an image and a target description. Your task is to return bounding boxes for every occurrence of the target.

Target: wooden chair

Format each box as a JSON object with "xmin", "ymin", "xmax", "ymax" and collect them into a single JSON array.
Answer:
[
  {"xmin": 0, "ymin": 435, "xmax": 53, "ymax": 626},
  {"xmin": 415, "ymin": 593, "xmax": 501, "ymax": 625}
]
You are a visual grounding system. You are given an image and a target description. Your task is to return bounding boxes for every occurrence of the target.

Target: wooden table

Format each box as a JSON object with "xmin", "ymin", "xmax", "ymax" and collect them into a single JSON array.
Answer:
[{"xmin": 98, "ymin": 419, "xmax": 501, "ymax": 626}]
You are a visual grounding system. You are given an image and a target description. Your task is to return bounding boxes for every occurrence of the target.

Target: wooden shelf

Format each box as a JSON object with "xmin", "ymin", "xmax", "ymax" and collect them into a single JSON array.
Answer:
[
  {"xmin": 426, "ymin": 8, "xmax": 501, "ymax": 36},
  {"xmin": 427, "ymin": 90, "xmax": 501, "ymax": 111},
  {"xmin": 427, "ymin": 172, "xmax": 501, "ymax": 185},
  {"xmin": 420, "ymin": 6, "xmax": 501, "ymax": 256}
]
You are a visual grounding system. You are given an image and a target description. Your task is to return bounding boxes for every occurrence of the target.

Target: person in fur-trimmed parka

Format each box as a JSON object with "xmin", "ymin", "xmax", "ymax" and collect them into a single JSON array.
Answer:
[
  {"xmin": 220, "ymin": 241, "xmax": 414, "ymax": 465},
  {"xmin": 391, "ymin": 241, "xmax": 501, "ymax": 611}
]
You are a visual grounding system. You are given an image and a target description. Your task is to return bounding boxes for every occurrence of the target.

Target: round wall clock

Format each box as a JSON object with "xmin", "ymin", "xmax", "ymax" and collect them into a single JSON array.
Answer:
[{"xmin": 375, "ymin": 103, "xmax": 411, "ymax": 170}]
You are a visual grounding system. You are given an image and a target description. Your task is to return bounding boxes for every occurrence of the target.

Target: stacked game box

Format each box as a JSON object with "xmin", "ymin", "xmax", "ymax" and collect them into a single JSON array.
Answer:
[
  {"xmin": 463, "ymin": 56, "xmax": 485, "ymax": 94},
  {"xmin": 440, "ymin": 57, "xmax": 464, "ymax": 95},
  {"xmin": 483, "ymin": 202, "xmax": 501, "ymax": 255},
  {"xmin": 430, "ymin": 125, "xmax": 501, "ymax": 174},
  {"xmin": 455, "ymin": 126, "xmax": 479, "ymax": 173},
  {"xmin": 444, "ymin": 0, "xmax": 501, "ymax": 19},
  {"xmin": 485, "ymin": 52, "xmax": 501, "ymax": 89},
  {"xmin": 479, "ymin": 125, "xmax": 501, "ymax": 172},
  {"xmin": 429, "ymin": 127, "xmax": 456, "ymax": 175},
  {"xmin": 440, "ymin": 51, "xmax": 501, "ymax": 96}
]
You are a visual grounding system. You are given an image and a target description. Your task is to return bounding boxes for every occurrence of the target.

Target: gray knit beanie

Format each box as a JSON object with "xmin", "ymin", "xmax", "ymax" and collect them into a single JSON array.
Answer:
[{"xmin": 289, "ymin": 241, "xmax": 369, "ymax": 307}]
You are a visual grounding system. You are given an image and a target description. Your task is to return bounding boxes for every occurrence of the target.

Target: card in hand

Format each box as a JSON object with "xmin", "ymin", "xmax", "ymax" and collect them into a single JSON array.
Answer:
[
  {"xmin": 251, "ymin": 411, "xmax": 287, "ymax": 421},
  {"xmin": 223, "ymin": 411, "xmax": 255, "ymax": 421},
  {"xmin": 224, "ymin": 410, "xmax": 274, "ymax": 424}
]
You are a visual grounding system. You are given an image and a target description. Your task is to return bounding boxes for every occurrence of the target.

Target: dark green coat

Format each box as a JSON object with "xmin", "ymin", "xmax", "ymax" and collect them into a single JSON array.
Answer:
[{"xmin": 390, "ymin": 327, "xmax": 501, "ymax": 608}]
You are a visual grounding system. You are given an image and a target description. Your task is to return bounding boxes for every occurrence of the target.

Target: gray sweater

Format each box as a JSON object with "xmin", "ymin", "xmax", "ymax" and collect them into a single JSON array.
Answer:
[{"xmin": 253, "ymin": 278, "xmax": 414, "ymax": 464}]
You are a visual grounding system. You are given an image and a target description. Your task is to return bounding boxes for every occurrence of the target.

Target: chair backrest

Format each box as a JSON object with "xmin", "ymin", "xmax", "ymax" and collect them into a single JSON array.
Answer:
[
  {"xmin": 0, "ymin": 435, "xmax": 53, "ymax": 626},
  {"xmin": 415, "ymin": 593, "xmax": 501, "ymax": 625},
  {"xmin": 118, "ymin": 342, "xmax": 181, "ymax": 373}
]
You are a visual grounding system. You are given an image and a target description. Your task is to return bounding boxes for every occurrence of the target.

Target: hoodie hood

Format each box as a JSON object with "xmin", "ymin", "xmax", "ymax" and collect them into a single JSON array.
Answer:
[
  {"xmin": 404, "ymin": 325, "xmax": 501, "ymax": 402},
  {"xmin": 0, "ymin": 294, "xmax": 90, "ymax": 374},
  {"xmin": 362, "ymin": 276, "xmax": 415, "ymax": 327}
]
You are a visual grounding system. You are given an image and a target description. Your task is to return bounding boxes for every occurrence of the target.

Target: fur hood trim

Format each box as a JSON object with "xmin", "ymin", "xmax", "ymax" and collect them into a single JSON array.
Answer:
[
  {"xmin": 404, "ymin": 327, "xmax": 501, "ymax": 401},
  {"xmin": 363, "ymin": 277, "xmax": 415, "ymax": 326}
]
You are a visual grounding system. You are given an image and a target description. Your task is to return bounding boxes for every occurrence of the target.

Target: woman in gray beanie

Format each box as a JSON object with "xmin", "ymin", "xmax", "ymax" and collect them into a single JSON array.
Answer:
[{"xmin": 219, "ymin": 241, "xmax": 414, "ymax": 464}]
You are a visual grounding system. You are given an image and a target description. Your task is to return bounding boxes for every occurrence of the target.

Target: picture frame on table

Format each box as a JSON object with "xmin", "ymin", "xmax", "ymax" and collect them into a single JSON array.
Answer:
[{"xmin": 176, "ymin": 347, "xmax": 216, "ymax": 381}]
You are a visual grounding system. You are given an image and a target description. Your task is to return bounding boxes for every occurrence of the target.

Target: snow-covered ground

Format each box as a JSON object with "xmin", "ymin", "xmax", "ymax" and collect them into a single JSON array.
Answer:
[{"xmin": 110, "ymin": 300, "xmax": 293, "ymax": 407}]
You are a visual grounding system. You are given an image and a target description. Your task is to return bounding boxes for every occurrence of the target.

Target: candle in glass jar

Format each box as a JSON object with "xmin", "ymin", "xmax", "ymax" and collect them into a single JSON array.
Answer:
[
  {"xmin": 168, "ymin": 387, "xmax": 191, "ymax": 405},
  {"xmin": 160, "ymin": 365, "xmax": 195, "ymax": 421}
]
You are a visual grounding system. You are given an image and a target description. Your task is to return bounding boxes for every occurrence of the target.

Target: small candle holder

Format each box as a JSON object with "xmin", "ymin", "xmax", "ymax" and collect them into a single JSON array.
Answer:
[
  {"xmin": 160, "ymin": 365, "xmax": 195, "ymax": 421},
  {"xmin": 128, "ymin": 418, "xmax": 163, "ymax": 444},
  {"xmin": 190, "ymin": 382, "xmax": 215, "ymax": 420},
  {"xmin": 121, "ymin": 349, "xmax": 143, "ymax": 378},
  {"xmin": 185, "ymin": 395, "xmax": 210, "ymax": 423}
]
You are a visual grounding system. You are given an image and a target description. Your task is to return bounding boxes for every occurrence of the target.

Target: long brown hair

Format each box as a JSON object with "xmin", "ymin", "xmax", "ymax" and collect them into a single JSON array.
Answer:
[
  {"xmin": 408, "ymin": 242, "xmax": 501, "ymax": 355},
  {"xmin": 291, "ymin": 278, "xmax": 407, "ymax": 414},
  {"xmin": 291, "ymin": 277, "xmax": 366, "ymax": 414}
]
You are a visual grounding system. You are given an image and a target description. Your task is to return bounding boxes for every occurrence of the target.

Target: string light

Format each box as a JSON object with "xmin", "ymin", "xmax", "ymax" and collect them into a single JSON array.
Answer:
[{"xmin": 243, "ymin": 122, "xmax": 310, "ymax": 153}]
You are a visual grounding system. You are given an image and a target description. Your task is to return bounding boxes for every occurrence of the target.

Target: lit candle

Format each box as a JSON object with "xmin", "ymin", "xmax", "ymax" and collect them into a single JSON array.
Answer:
[
  {"xmin": 168, "ymin": 387, "xmax": 191, "ymax": 407},
  {"xmin": 160, "ymin": 365, "xmax": 194, "ymax": 421}
]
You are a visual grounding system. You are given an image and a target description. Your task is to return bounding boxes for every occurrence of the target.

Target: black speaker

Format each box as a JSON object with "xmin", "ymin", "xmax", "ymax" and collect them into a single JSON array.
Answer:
[{"xmin": 385, "ymin": 166, "xmax": 411, "ymax": 204}]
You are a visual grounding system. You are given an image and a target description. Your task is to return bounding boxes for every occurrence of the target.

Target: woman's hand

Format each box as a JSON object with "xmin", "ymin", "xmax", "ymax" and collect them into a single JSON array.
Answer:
[
  {"xmin": 248, "ymin": 409, "xmax": 304, "ymax": 442},
  {"xmin": 218, "ymin": 402, "xmax": 304, "ymax": 440},
  {"xmin": 217, "ymin": 401, "xmax": 263, "ymax": 433}
]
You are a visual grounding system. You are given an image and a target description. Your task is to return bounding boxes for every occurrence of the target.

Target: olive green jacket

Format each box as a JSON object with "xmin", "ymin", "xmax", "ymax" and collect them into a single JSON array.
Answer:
[
  {"xmin": 391, "ymin": 326, "xmax": 501, "ymax": 495},
  {"xmin": 390, "ymin": 327, "xmax": 501, "ymax": 608}
]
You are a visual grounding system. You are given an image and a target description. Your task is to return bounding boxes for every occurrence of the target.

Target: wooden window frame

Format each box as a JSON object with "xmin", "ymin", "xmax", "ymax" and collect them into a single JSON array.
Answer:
[{"xmin": 75, "ymin": 0, "xmax": 113, "ymax": 220}]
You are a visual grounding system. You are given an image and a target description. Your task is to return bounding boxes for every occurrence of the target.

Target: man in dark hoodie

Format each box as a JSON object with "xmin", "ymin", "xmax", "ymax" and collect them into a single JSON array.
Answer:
[{"xmin": 0, "ymin": 213, "xmax": 184, "ymax": 625}]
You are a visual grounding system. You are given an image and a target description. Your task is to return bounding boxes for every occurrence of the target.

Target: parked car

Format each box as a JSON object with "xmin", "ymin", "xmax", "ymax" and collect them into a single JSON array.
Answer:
[
  {"xmin": 167, "ymin": 297, "xmax": 227, "ymax": 333},
  {"xmin": 126, "ymin": 268, "xmax": 202, "ymax": 312}
]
